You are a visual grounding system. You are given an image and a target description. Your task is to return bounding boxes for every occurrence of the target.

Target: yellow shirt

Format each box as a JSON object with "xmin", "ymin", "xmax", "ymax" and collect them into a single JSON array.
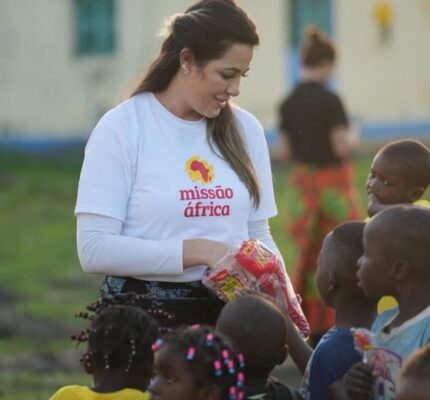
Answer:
[
  {"xmin": 365, "ymin": 199, "xmax": 430, "ymax": 312},
  {"xmin": 49, "ymin": 386, "xmax": 150, "ymax": 400}
]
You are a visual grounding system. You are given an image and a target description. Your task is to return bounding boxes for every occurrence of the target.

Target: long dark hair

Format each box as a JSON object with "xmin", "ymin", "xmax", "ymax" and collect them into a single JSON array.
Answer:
[{"xmin": 130, "ymin": 0, "xmax": 261, "ymax": 206}]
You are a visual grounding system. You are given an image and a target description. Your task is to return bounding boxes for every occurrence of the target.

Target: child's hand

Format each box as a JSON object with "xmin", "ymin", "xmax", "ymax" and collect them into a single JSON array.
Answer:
[{"xmin": 342, "ymin": 362, "xmax": 374, "ymax": 400}]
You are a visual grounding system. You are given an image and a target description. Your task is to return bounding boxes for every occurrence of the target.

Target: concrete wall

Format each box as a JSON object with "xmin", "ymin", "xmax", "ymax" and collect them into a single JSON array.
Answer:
[{"xmin": 336, "ymin": 0, "xmax": 430, "ymax": 122}]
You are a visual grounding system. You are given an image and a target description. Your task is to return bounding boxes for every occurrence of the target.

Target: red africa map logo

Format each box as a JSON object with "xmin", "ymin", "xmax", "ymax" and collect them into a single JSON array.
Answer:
[{"xmin": 186, "ymin": 156, "xmax": 215, "ymax": 184}]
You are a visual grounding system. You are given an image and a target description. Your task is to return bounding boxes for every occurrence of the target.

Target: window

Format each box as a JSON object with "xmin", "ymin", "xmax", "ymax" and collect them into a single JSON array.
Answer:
[
  {"xmin": 74, "ymin": 0, "xmax": 116, "ymax": 55},
  {"xmin": 290, "ymin": 0, "xmax": 332, "ymax": 49}
]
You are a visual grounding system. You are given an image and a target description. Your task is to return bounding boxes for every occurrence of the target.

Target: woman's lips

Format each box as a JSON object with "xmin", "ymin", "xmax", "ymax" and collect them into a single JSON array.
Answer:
[{"xmin": 215, "ymin": 97, "xmax": 228, "ymax": 108}]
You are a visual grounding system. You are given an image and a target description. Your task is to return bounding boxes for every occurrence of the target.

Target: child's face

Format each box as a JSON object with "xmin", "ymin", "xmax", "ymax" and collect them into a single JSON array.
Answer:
[
  {"xmin": 357, "ymin": 224, "xmax": 391, "ymax": 299},
  {"xmin": 367, "ymin": 153, "xmax": 414, "ymax": 204},
  {"xmin": 149, "ymin": 345, "xmax": 206, "ymax": 400},
  {"xmin": 396, "ymin": 377, "xmax": 430, "ymax": 400}
]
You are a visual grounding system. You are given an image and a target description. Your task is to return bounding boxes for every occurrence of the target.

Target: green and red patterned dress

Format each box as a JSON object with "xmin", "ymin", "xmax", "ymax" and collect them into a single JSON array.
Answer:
[{"xmin": 288, "ymin": 162, "xmax": 361, "ymax": 336}]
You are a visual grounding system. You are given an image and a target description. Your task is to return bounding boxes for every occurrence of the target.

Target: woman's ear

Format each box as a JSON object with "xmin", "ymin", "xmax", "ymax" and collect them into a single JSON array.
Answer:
[{"xmin": 179, "ymin": 48, "xmax": 196, "ymax": 75}]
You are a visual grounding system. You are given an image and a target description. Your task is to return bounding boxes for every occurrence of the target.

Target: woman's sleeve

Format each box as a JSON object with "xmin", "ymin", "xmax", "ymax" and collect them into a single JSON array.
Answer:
[
  {"xmin": 77, "ymin": 213, "xmax": 183, "ymax": 276},
  {"xmin": 75, "ymin": 113, "xmax": 183, "ymax": 276},
  {"xmin": 247, "ymin": 219, "xmax": 283, "ymax": 262}
]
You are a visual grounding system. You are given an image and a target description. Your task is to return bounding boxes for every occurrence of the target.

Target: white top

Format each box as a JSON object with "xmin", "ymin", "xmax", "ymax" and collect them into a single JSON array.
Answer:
[{"xmin": 75, "ymin": 92, "xmax": 277, "ymax": 282}]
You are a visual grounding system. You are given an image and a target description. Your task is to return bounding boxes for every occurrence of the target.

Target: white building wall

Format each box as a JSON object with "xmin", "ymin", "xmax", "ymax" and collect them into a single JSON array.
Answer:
[
  {"xmin": 336, "ymin": 0, "xmax": 430, "ymax": 122},
  {"xmin": 0, "ymin": 0, "xmax": 285, "ymax": 138}
]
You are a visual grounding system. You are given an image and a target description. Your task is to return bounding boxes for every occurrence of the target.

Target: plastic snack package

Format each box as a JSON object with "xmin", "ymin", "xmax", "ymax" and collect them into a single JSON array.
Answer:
[
  {"xmin": 203, "ymin": 240, "xmax": 310, "ymax": 339},
  {"xmin": 202, "ymin": 246, "xmax": 251, "ymax": 302},
  {"xmin": 235, "ymin": 240, "xmax": 310, "ymax": 339}
]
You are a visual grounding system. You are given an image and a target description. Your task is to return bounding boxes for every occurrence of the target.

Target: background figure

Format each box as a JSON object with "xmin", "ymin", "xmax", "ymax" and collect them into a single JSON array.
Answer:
[
  {"xmin": 75, "ymin": 0, "xmax": 280, "ymax": 332},
  {"xmin": 278, "ymin": 27, "xmax": 361, "ymax": 345}
]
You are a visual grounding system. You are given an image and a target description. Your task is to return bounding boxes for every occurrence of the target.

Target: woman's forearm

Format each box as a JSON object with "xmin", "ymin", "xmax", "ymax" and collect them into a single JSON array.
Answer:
[{"xmin": 77, "ymin": 213, "xmax": 184, "ymax": 276}]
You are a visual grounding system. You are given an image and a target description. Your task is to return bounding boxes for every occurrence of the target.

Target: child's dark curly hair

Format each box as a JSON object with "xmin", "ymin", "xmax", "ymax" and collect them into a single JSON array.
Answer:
[
  {"xmin": 72, "ymin": 292, "xmax": 159, "ymax": 373},
  {"xmin": 153, "ymin": 324, "xmax": 245, "ymax": 400}
]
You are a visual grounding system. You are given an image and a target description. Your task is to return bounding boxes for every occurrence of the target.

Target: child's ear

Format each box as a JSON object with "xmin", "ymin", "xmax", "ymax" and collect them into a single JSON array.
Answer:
[
  {"xmin": 408, "ymin": 187, "xmax": 424, "ymax": 202},
  {"xmin": 198, "ymin": 384, "xmax": 222, "ymax": 400},
  {"xmin": 328, "ymin": 271, "xmax": 338, "ymax": 293},
  {"xmin": 393, "ymin": 260, "xmax": 412, "ymax": 281}
]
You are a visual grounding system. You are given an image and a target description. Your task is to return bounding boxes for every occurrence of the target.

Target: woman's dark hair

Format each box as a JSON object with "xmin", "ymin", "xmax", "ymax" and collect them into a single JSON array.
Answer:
[
  {"xmin": 155, "ymin": 325, "xmax": 245, "ymax": 400},
  {"xmin": 72, "ymin": 293, "xmax": 159, "ymax": 374},
  {"xmin": 301, "ymin": 26, "xmax": 336, "ymax": 67},
  {"xmin": 130, "ymin": 0, "xmax": 261, "ymax": 207}
]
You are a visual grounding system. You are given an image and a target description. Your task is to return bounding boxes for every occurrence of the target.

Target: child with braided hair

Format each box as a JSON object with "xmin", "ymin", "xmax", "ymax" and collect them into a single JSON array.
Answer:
[
  {"xmin": 50, "ymin": 293, "xmax": 159, "ymax": 399},
  {"xmin": 149, "ymin": 325, "xmax": 245, "ymax": 400}
]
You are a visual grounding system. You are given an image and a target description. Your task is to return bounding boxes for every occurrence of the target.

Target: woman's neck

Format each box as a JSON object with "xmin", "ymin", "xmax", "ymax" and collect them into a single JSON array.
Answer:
[
  {"xmin": 301, "ymin": 67, "xmax": 328, "ymax": 84},
  {"xmin": 155, "ymin": 75, "xmax": 201, "ymax": 121}
]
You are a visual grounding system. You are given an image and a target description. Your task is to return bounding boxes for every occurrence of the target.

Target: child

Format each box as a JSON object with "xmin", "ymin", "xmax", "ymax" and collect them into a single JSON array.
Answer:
[
  {"xmin": 216, "ymin": 294, "xmax": 302, "ymax": 400},
  {"xmin": 149, "ymin": 325, "xmax": 244, "ymax": 400},
  {"xmin": 365, "ymin": 139, "xmax": 430, "ymax": 312},
  {"xmin": 50, "ymin": 294, "xmax": 159, "ymax": 400},
  {"xmin": 344, "ymin": 206, "xmax": 430, "ymax": 400},
  {"xmin": 366, "ymin": 139, "xmax": 430, "ymax": 218},
  {"xmin": 282, "ymin": 221, "xmax": 377, "ymax": 400},
  {"xmin": 395, "ymin": 343, "xmax": 430, "ymax": 400}
]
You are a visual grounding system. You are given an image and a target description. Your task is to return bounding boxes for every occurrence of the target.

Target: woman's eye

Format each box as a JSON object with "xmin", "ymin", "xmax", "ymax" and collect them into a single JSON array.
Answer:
[
  {"xmin": 221, "ymin": 73, "xmax": 235, "ymax": 80},
  {"xmin": 383, "ymin": 179, "xmax": 391, "ymax": 186}
]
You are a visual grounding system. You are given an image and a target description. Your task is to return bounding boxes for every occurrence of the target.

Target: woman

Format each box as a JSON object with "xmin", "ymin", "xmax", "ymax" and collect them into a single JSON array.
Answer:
[
  {"xmin": 279, "ymin": 27, "xmax": 361, "ymax": 345},
  {"xmin": 75, "ymin": 0, "xmax": 279, "ymax": 331}
]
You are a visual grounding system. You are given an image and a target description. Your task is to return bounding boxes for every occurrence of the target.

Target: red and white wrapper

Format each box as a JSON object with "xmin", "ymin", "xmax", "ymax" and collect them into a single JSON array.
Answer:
[{"xmin": 202, "ymin": 240, "xmax": 310, "ymax": 339}]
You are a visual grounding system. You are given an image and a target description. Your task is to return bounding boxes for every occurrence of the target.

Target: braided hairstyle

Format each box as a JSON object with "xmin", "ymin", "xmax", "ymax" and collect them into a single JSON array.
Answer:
[
  {"xmin": 72, "ymin": 292, "xmax": 159, "ymax": 374},
  {"xmin": 152, "ymin": 324, "xmax": 245, "ymax": 400}
]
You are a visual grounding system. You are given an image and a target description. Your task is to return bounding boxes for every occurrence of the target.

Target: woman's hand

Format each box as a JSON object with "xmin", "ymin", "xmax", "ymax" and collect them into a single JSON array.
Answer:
[{"xmin": 183, "ymin": 239, "xmax": 232, "ymax": 270}]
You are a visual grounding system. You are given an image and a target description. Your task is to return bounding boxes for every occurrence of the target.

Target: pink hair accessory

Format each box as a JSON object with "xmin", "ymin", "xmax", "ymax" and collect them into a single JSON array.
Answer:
[
  {"xmin": 238, "ymin": 353, "xmax": 245, "ymax": 368},
  {"xmin": 186, "ymin": 347, "xmax": 196, "ymax": 361},
  {"xmin": 206, "ymin": 333, "xmax": 214, "ymax": 346},
  {"xmin": 151, "ymin": 338, "xmax": 163, "ymax": 352},
  {"xmin": 214, "ymin": 360, "xmax": 222, "ymax": 376},
  {"xmin": 228, "ymin": 359, "xmax": 235, "ymax": 374}
]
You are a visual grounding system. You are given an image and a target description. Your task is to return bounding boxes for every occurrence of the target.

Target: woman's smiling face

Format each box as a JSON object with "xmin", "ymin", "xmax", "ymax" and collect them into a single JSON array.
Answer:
[{"xmin": 182, "ymin": 43, "xmax": 254, "ymax": 120}]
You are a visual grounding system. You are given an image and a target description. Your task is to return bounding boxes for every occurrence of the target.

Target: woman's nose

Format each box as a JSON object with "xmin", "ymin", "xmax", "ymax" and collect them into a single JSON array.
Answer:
[{"xmin": 227, "ymin": 78, "xmax": 240, "ymax": 97}]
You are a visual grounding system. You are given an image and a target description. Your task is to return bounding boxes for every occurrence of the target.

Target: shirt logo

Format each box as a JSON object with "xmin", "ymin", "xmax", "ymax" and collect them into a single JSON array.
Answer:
[{"xmin": 186, "ymin": 156, "xmax": 215, "ymax": 184}]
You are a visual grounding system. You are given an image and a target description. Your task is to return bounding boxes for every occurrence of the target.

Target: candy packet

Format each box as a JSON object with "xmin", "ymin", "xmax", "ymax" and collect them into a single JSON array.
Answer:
[
  {"xmin": 202, "ymin": 239, "xmax": 310, "ymax": 339},
  {"xmin": 351, "ymin": 327, "xmax": 374, "ymax": 363}
]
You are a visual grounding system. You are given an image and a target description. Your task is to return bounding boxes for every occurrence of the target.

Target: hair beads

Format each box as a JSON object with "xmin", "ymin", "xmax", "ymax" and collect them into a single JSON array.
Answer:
[
  {"xmin": 151, "ymin": 325, "xmax": 245, "ymax": 400},
  {"xmin": 71, "ymin": 292, "xmax": 159, "ymax": 373}
]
